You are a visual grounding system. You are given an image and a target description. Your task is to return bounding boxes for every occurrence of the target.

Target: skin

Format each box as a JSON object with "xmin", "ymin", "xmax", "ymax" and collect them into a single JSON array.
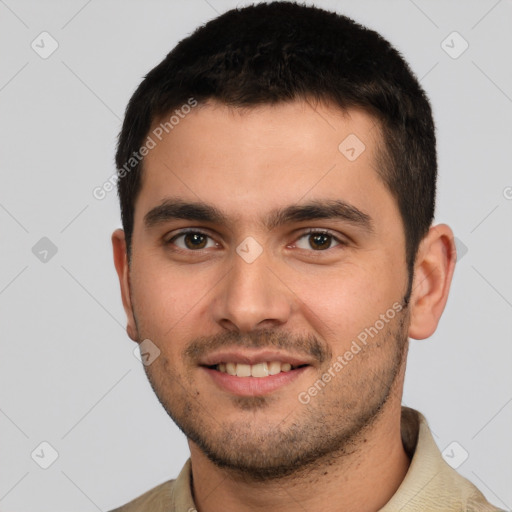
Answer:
[{"xmin": 112, "ymin": 99, "xmax": 456, "ymax": 512}]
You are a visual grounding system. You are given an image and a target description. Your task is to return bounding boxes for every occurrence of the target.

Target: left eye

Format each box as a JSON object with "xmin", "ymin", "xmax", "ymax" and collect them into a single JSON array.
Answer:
[
  {"xmin": 294, "ymin": 231, "xmax": 341, "ymax": 251},
  {"xmin": 170, "ymin": 231, "xmax": 217, "ymax": 250}
]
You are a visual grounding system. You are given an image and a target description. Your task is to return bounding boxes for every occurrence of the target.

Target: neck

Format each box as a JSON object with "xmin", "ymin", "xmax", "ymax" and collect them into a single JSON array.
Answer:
[{"xmin": 188, "ymin": 400, "xmax": 410, "ymax": 512}]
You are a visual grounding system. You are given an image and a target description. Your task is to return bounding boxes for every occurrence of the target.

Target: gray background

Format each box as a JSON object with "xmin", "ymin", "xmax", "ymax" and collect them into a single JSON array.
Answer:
[{"xmin": 0, "ymin": 0, "xmax": 511, "ymax": 510}]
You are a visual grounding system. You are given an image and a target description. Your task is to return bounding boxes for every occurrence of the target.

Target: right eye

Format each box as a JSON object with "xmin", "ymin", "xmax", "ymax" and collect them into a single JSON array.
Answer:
[{"xmin": 167, "ymin": 230, "xmax": 218, "ymax": 251}]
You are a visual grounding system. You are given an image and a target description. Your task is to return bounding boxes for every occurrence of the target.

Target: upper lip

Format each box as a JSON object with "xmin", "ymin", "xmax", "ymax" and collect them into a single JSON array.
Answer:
[{"xmin": 199, "ymin": 349, "xmax": 314, "ymax": 367}]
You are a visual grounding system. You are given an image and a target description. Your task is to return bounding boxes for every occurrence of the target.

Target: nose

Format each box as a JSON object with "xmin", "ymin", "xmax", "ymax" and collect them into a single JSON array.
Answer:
[{"xmin": 211, "ymin": 249, "xmax": 293, "ymax": 332}]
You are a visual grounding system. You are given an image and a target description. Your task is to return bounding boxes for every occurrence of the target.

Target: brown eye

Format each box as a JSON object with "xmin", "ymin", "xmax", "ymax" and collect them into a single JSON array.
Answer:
[
  {"xmin": 294, "ymin": 230, "xmax": 343, "ymax": 251},
  {"xmin": 308, "ymin": 233, "xmax": 332, "ymax": 250},
  {"xmin": 184, "ymin": 233, "xmax": 207, "ymax": 249},
  {"xmin": 169, "ymin": 231, "xmax": 216, "ymax": 250}
]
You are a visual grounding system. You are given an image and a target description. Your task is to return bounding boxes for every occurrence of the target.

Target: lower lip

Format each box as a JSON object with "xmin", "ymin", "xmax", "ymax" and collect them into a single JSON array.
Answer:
[{"xmin": 202, "ymin": 366, "xmax": 309, "ymax": 396}]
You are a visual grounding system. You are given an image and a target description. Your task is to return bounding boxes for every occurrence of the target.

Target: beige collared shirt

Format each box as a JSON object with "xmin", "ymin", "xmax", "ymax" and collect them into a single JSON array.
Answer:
[{"xmin": 111, "ymin": 408, "xmax": 503, "ymax": 511}]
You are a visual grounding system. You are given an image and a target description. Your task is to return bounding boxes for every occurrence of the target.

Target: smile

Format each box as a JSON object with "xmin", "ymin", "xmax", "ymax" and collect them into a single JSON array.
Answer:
[
  {"xmin": 202, "ymin": 364, "xmax": 310, "ymax": 397},
  {"xmin": 212, "ymin": 361, "xmax": 307, "ymax": 377}
]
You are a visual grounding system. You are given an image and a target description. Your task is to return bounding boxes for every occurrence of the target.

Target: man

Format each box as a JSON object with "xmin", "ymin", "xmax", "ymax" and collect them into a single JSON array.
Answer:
[{"xmin": 110, "ymin": 2, "xmax": 502, "ymax": 510}]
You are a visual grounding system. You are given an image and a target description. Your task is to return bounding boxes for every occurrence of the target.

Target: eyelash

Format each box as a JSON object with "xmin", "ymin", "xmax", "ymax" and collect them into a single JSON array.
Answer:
[
  {"xmin": 294, "ymin": 229, "xmax": 347, "ymax": 251},
  {"xmin": 165, "ymin": 228, "xmax": 347, "ymax": 252}
]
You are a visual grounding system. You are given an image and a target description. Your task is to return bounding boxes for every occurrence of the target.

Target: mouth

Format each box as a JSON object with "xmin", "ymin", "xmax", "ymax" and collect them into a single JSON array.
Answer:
[
  {"xmin": 206, "ymin": 361, "xmax": 309, "ymax": 377},
  {"xmin": 199, "ymin": 351, "xmax": 313, "ymax": 396}
]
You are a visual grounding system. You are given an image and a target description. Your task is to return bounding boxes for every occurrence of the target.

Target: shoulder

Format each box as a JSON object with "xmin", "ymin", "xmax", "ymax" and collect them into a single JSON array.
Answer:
[{"xmin": 108, "ymin": 479, "xmax": 176, "ymax": 512}]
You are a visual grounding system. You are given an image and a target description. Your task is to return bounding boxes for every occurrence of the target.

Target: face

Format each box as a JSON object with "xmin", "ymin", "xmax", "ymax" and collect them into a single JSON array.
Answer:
[{"xmin": 118, "ymin": 99, "xmax": 412, "ymax": 479}]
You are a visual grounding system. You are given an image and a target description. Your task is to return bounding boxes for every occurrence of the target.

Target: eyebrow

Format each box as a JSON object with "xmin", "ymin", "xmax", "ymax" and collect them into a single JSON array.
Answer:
[
  {"xmin": 144, "ymin": 199, "xmax": 227, "ymax": 228},
  {"xmin": 265, "ymin": 199, "xmax": 373, "ymax": 233},
  {"xmin": 144, "ymin": 198, "xmax": 373, "ymax": 233}
]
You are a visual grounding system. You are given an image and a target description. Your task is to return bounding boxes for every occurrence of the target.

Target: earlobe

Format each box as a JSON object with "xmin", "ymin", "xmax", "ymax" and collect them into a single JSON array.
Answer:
[
  {"xmin": 408, "ymin": 224, "xmax": 457, "ymax": 340},
  {"xmin": 112, "ymin": 229, "xmax": 139, "ymax": 342}
]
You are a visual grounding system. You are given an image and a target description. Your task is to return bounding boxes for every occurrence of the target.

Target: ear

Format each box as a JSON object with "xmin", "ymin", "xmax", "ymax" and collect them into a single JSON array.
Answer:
[
  {"xmin": 112, "ymin": 229, "xmax": 139, "ymax": 342},
  {"xmin": 408, "ymin": 224, "xmax": 457, "ymax": 340}
]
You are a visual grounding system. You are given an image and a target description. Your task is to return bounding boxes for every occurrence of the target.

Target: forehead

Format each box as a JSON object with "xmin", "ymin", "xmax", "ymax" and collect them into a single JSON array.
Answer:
[{"xmin": 136, "ymin": 99, "xmax": 393, "ymax": 226}]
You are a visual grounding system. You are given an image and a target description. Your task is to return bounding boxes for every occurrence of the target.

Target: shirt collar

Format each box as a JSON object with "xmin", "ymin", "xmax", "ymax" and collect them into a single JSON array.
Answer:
[{"xmin": 171, "ymin": 407, "xmax": 499, "ymax": 511}]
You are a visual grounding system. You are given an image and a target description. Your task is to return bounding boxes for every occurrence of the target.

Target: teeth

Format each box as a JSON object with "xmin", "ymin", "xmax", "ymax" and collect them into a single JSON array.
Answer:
[
  {"xmin": 236, "ymin": 363, "xmax": 251, "ymax": 377},
  {"xmin": 268, "ymin": 361, "xmax": 282, "ymax": 375},
  {"xmin": 251, "ymin": 363, "xmax": 269, "ymax": 378},
  {"xmin": 216, "ymin": 361, "xmax": 300, "ymax": 377}
]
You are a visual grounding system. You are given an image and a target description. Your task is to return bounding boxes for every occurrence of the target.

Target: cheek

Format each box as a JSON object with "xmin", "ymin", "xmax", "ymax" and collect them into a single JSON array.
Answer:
[
  {"xmin": 130, "ymin": 259, "xmax": 208, "ymax": 341},
  {"xmin": 292, "ymin": 260, "xmax": 401, "ymax": 349}
]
